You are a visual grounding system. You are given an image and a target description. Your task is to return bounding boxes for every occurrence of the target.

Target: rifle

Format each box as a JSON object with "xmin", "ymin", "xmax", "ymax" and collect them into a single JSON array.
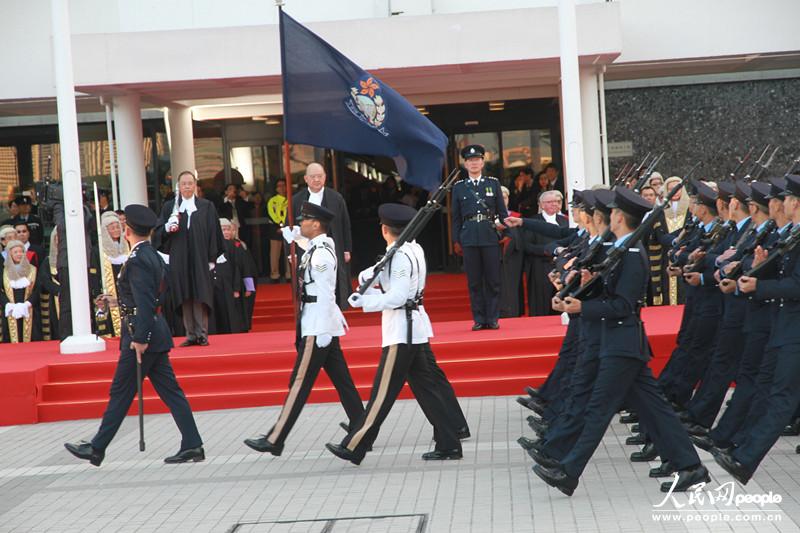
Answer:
[
  {"xmin": 557, "ymin": 227, "xmax": 614, "ymax": 299},
  {"xmin": 633, "ymin": 152, "xmax": 665, "ymax": 192},
  {"xmin": 571, "ymin": 164, "xmax": 700, "ymax": 300},
  {"xmin": 626, "ymin": 152, "xmax": 652, "ymax": 187},
  {"xmin": 684, "ymin": 219, "xmax": 736, "ymax": 272},
  {"xmin": 722, "ymin": 219, "xmax": 777, "ymax": 280},
  {"xmin": 668, "ymin": 216, "xmax": 698, "ymax": 267},
  {"xmin": 355, "ymin": 168, "xmax": 461, "ymax": 294},
  {"xmin": 729, "ymin": 146, "xmax": 755, "ymax": 181},
  {"xmin": 750, "ymin": 146, "xmax": 780, "ymax": 182},
  {"xmin": 744, "ymin": 224, "xmax": 800, "ymax": 278},
  {"xmin": 741, "ymin": 144, "xmax": 771, "ymax": 181},
  {"xmin": 611, "ymin": 162, "xmax": 633, "ymax": 187},
  {"xmin": 784, "ymin": 154, "xmax": 800, "ymax": 177}
]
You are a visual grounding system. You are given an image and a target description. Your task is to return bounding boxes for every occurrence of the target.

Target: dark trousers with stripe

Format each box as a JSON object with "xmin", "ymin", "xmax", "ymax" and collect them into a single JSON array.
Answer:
[
  {"xmin": 417, "ymin": 343, "xmax": 469, "ymax": 436},
  {"xmin": 91, "ymin": 350, "xmax": 202, "ymax": 452},
  {"xmin": 341, "ymin": 343, "xmax": 461, "ymax": 460},
  {"xmin": 266, "ymin": 336, "xmax": 363, "ymax": 446}
]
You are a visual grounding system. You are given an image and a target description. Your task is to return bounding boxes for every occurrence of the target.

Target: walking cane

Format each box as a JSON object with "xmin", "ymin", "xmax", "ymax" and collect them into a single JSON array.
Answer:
[{"xmin": 137, "ymin": 352, "xmax": 145, "ymax": 451}]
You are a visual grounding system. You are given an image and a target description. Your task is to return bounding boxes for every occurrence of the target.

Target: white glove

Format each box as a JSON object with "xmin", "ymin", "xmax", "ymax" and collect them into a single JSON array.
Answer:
[
  {"xmin": 165, "ymin": 215, "xmax": 179, "ymax": 233},
  {"xmin": 4, "ymin": 303, "xmax": 13, "ymax": 317},
  {"xmin": 12, "ymin": 303, "xmax": 28, "ymax": 319},
  {"xmin": 216, "ymin": 254, "xmax": 227, "ymax": 264},
  {"xmin": 208, "ymin": 262, "xmax": 215, "ymax": 271},
  {"xmin": 316, "ymin": 334, "xmax": 333, "ymax": 348},
  {"xmin": 281, "ymin": 225, "xmax": 302, "ymax": 244},
  {"xmin": 348, "ymin": 292, "xmax": 364, "ymax": 308},
  {"xmin": 358, "ymin": 266, "xmax": 375, "ymax": 285}
]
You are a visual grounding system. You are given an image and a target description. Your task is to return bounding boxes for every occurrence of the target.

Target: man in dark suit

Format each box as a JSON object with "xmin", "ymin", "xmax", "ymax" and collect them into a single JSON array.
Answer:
[
  {"xmin": 532, "ymin": 186, "xmax": 709, "ymax": 496},
  {"xmin": 525, "ymin": 190, "xmax": 569, "ymax": 316},
  {"xmin": 153, "ymin": 170, "xmax": 225, "ymax": 347},
  {"xmin": 451, "ymin": 144, "xmax": 509, "ymax": 331},
  {"xmin": 291, "ymin": 162, "xmax": 353, "ymax": 310},
  {"xmin": 64, "ymin": 204, "xmax": 204, "ymax": 466}
]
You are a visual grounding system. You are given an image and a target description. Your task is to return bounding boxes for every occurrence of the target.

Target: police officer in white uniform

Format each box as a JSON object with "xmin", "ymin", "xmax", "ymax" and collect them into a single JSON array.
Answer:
[
  {"xmin": 243, "ymin": 202, "xmax": 364, "ymax": 456},
  {"xmin": 325, "ymin": 203, "xmax": 463, "ymax": 465}
]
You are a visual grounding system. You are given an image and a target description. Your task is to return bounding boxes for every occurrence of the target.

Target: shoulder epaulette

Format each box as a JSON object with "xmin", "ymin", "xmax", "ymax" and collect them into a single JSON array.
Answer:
[{"xmin": 485, "ymin": 176, "xmax": 499, "ymax": 181}]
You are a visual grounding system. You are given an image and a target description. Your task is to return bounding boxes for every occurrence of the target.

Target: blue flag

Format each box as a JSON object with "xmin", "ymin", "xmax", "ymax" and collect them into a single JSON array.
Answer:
[{"xmin": 279, "ymin": 10, "xmax": 448, "ymax": 192}]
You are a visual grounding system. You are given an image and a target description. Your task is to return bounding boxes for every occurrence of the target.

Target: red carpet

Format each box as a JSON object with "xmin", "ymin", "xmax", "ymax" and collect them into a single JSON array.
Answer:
[{"xmin": 0, "ymin": 278, "xmax": 682, "ymax": 425}]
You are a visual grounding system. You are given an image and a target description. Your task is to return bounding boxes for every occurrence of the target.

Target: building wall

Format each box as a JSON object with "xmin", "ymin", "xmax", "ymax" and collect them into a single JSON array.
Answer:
[{"xmin": 605, "ymin": 77, "xmax": 800, "ymax": 181}]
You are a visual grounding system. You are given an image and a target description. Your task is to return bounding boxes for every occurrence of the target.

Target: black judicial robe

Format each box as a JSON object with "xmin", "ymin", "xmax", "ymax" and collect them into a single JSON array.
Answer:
[
  {"xmin": 210, "ymin": 240, "xmax": 243, "ymax": 335},
  {"xmin": 525, "ymin": 213, "xmax": 570, "ymax": 316},
  {"xmin": 37, "ymin": 256, "xmax": 60, "ymax": 341},
  {"xmin": 292, "ymin": 187, "xmax": 353, "ymax": 309},
  {"xmin": 231, "ymin": 240, "xmax": 257, "ymax": 332},
  {"xmin": 1, "ymin": 268, "xmax": 42, "ymax": 343},
  {"xmin": 154, "ymin": 197, "xmax": 226, "ymax": 310}
]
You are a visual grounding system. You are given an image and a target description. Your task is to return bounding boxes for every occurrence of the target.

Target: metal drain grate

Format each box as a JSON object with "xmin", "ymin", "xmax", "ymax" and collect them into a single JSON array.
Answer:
[{"xmin": 229, "ymin": 513, "xmax": 428, "ymax": 533}]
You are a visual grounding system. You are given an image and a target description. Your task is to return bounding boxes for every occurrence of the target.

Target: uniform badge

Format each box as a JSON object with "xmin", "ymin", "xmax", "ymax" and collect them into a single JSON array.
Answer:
[
  {"xmin": 345, "ymin": 76, "xmax": 388, "ymax": 137},
  {"xmin": 486, "ymin": 187, "xmax": 493, "ymax": 196}
]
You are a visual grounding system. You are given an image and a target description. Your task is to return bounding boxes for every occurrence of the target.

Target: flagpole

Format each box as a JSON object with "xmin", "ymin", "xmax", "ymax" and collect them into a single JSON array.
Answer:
[{"xmin": 277, "ymin": 0, "xmax": 299, "ymax": 326}]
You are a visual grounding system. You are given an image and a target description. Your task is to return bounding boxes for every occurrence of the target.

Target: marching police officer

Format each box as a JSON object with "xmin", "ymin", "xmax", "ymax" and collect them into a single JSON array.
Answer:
[
  {"xmin": 531, "ymin": 187, "xmax": 709, "ymax": 496},
  {"xmin": 64, "ymin": 204, "xmax": 204, "ymax": 466},
  {"xmin": 243, "ymin": 202, "xmax": 364, "ymax": 456},
  {"xmin": 326, "ymin": 203, "xmax": 463, "ymax": 465},
  {"xmin": 451, "ymin": 145, "xmax": 508, "ymax": 330}
]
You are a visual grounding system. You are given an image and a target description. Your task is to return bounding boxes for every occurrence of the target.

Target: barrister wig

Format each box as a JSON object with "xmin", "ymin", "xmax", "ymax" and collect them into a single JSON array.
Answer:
[
  {"xmin": 100, "ymin": 211, "xmax": 130, "ymax": 259},
  {"xmin": 4, "ymin": 240, "xmax": 33, "ymax": 282}
]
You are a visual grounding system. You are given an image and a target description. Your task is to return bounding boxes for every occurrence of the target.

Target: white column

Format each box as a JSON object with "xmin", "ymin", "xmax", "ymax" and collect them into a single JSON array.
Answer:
[
  {"xmin": 558, "ymin": 0, "xmax": 586, "ymax": 201},
  {"xmin": 164, "ymin": 106, "xmax": 196, "ymax": 180},
  {"xmin": 113, "ymin": 94, "xmax": 148, "ymax": 207},
  {"xmin": 50, "ymin": 0, "xmax": 105, "ymax": 354},
  {"xmin": 580, "ymin": 67, "xmax": 603, "ymax": 189}
]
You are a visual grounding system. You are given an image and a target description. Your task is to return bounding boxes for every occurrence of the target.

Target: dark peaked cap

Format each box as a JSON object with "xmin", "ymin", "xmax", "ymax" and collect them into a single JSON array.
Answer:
[
  {"xmin": 608, "ymin": 186, "xmax": 652, "ymax": 220},
  {"xmin": 733, "ymin": 181, "xmax": 752, "ymax": 204},
  {"xmin": 748, "ymin": 182, "xmax": 771, "ymax": 208},
  {"xmin": 299, "ymin": 201, "xmax": 335, "ymax": 223},
  {"xmin": 124, "ymin": 204, "xmax": 158, "ymax": 234},
  {"xmin": 693, "ymin": 181, "xmax": 718, "ymax": 208},
  {"xmin": 379, "ymin": 203, "xmax": 416, "ymax": 227},
  {"xmin": 782, "ymin": 174, "xmax": 800, "ymax": 198},
  {"xmin": 717, "ymin": 181, "xmax": 735, "ymax": 203},
  {"xmin": 580, "ymin": 190, "xmax": 595, "ymax": 213},
  {"xmin": 592, "ymin": 189, "xmax": 615, "ymax": 215},
  {"xmin": 569, "ymin": 190, "xmax": 585, "ymax": 208},
  {"xmin": 765, "ymin": 177, "xmax": 787, "ymax": 200},
  {"xmin": 460, "ymin": 144, "xmax": 485, "ymax": 159}
]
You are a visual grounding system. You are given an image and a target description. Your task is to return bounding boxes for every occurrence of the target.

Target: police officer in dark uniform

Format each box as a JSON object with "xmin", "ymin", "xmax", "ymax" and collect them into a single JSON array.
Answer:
[
  {"xmin": 451, "ymin": 145, "xmax": 508, "ymax": 330},
  {"xmin": 715, "ymin": 174, "xmax": 800, "ymax": 484},
  {"xmin": 531, "ymin": 187, "xmax": 709, "ymax": 496},
  {"xmin": 64, "ymin": 204, "xmax": 204, "ymax": 467}
]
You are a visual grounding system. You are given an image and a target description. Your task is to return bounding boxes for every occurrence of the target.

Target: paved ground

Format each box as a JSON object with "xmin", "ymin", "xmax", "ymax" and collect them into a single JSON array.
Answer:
[{"xmin": 0, "ymin": 395, "xmax": 799, "ymax": 532}]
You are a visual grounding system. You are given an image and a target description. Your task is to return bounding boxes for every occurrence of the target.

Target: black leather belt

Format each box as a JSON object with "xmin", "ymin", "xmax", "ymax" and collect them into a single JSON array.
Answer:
[
  {"xmin": 301, "ymin": 295, "xmax": 317, "ymax": 303},
  {"xmin": 465, "ymin": 214, "xmax": 492, "ymax": 223}
]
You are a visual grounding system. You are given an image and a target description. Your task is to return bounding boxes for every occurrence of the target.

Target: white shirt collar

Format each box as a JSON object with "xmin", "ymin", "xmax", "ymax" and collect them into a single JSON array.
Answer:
[
  {"xmin": 542, "ymin": 211, "xmax": 558, "ymax": 224},
  {"xmin": 308, "ymin": 188, "xmax": 324, "ymax": 206}
]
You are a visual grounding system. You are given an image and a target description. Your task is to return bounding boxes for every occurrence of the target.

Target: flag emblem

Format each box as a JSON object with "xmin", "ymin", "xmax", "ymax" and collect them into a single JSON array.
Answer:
[{"xmin": 345, "ymin": 76, "xmax": 388, "ymax": 136}]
